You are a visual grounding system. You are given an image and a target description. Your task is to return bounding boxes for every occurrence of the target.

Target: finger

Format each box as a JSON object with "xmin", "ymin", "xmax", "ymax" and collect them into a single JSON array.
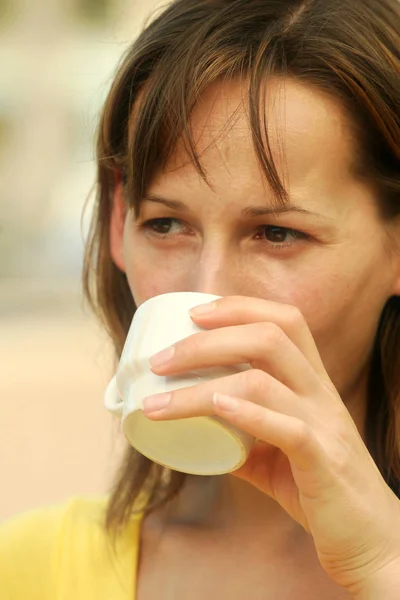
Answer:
[
  {"xmin": 231, "ymin": 440, "xmax": 281, "ymax": 491},
  {"xmin": 142, "ymin": 368, "xmax": 300, "ymax": 421},
  {"xmin": 189, "ymin": 296, "xmax": 328, "ymax": 380},
  {"xmin": 212, "ymin": 392, "xmax": 322, "ymax": 473},
  {"xmin": 150, "ymin": 322, "xmax": 320, "ymax": 396}
]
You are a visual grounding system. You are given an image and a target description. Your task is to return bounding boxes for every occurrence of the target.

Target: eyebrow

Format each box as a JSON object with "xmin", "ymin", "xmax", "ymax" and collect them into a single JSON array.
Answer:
[{"xmin": 143, "ymin": 194, "xmax": 325, "ymax": 219}]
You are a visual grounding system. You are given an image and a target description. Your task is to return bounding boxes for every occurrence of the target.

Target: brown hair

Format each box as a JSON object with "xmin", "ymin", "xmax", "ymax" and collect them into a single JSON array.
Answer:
[{"xmin": 82, "ymin": 0, "xmax": 400, "ymax": 535}]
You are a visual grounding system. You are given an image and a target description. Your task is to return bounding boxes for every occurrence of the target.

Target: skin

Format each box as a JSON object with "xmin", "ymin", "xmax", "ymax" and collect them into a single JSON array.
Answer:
[{"xmin": 110, "ymin": 78, "xmax": 400, "ymax": 597}]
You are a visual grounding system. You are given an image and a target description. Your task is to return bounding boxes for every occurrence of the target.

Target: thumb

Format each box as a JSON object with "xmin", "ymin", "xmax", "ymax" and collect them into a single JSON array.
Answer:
[
  {"xmin": 231, "ymin": 440, "xmax": 278, "ymax": 494},
  {"xmin": 232, "ymin": 440, "xmax": 310, "ymax": 532}
]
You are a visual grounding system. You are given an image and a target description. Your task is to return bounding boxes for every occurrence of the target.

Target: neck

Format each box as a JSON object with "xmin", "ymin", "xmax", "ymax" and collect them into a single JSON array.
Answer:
[{"xmin": 147, "ymin": 471, "xmax": 305, "ymax": 549}]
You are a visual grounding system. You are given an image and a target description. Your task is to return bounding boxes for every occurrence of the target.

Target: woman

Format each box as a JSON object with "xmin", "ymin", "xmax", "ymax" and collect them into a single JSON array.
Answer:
[{"xmin": 1, "ymin": 0, "xmax": 400, "ymax": 598}]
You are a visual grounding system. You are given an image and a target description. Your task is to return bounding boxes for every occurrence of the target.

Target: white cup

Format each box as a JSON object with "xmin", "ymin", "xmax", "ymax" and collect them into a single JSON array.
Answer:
[{"xmin": 104, "ymin": 292, "xmax": 255, "ymax": 475}]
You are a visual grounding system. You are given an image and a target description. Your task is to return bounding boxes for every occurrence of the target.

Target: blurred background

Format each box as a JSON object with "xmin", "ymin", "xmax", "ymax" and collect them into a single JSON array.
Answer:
[{"xmin": 0, "ymin": 0, "xmax": 166, "ymax": 521}]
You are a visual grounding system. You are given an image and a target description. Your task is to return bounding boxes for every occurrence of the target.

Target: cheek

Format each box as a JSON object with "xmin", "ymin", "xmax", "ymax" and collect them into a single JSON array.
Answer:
[
  {"xmin": 123, "ymin": 245, "xmax": 194, "ymax": 307},
  {"xmin": 263, "ymin": 265, "xmax": 335, "ymax": 333},
  {"xmin": 280, "ymin": 253, "xmax": 388, "ymax": 392},
  {"xmin": 285, "ymin": 268, "xmax": 339, "ymax": 329},
  {"xmin": 273, "ymin": 241, "xmax": 388, "ymax": 336},
  {"xmin": 283, "ymin": 264, "xmax": 374, "ymax": 344},
  {"xmin": 247, "ymin": 253, "xmax": 337, "ymax": 331},
  {"xmin": 125, "ymin": 257, "xmax": 171, "ymax": 307}
]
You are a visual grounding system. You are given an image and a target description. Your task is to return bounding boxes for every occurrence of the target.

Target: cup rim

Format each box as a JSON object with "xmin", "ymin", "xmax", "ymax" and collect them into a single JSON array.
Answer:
[{"xmin": 135, "ymin": 291, "xmax": 222, "ymax": 315}]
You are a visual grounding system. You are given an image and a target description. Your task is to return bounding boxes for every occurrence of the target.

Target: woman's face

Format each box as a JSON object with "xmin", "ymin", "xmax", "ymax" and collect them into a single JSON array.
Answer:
[{"xmin": 110, "ymin": 77, "xmax": 400, "ymax": 414}]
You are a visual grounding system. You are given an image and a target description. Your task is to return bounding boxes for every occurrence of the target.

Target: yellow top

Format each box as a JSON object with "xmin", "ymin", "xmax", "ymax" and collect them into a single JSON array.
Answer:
[{"xmin": 0, "ymin": 496, "xmax": 145, "ymax": 600}]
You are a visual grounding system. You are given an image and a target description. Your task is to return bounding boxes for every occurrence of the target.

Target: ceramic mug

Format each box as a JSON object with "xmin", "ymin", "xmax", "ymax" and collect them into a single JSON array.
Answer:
[{"xmin": 104, "ymin": 292, "xmax": 255, "ymax": 475}]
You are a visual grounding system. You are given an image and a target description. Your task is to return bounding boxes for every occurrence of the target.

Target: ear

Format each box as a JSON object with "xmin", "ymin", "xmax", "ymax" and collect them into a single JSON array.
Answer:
[{"xmin": 110, "ymin": 177, "xmax": 127, "ymax": 272}]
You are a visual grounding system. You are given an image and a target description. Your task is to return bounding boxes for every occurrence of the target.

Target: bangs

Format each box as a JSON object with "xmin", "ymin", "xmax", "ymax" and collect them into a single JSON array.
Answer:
[{"xmin": 123, "ymin": 36, "xmax": 291, "ymax": 213}]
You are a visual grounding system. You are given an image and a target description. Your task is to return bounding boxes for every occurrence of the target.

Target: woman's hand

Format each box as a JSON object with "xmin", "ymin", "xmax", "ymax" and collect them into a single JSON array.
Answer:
[{"xmin": 143, "ymin": 296, "xmax": 400, "ymax": 597}]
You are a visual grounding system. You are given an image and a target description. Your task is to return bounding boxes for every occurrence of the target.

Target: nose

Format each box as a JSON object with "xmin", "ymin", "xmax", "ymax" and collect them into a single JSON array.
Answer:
[{"xmin": 190, "ymin": 246, "xmax": 244, "ymax": 297}]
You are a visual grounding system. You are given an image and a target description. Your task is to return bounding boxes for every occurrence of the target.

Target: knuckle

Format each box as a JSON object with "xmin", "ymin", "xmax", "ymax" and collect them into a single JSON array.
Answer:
[
  {"xmin": 258, "ymin": 321, "xmax": 285, "ymax": 347},
  {"xmin": 328, "ymin": 429, "xmax": 356, "ymax": 475},
  {"xmin": 283, "ymin": 304, "xmax": 306, "ymax": 331},
  {"xmin": 250, "ymin": 409, "xmax": 268, "ymax": 431},
  {"xmin": 179, "ymin": 332, "xmax": 204, "ymax": 358},
  {"xmin": 291, "ymin": 421, "xmax": 315, "ymax": 452},
  {"xmin": 330, "ymin": 449, "xmax": 350, "ymax": 478},
  {"xmin": 244, "ymin": 368, "xmax": 270, "ymax": 396}
]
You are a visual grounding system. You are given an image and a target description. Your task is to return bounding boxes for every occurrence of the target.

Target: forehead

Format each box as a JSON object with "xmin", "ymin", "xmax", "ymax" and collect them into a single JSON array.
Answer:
[{"xmin": 157, "ymin": 77, "xmax": 355, "ymax": 194}]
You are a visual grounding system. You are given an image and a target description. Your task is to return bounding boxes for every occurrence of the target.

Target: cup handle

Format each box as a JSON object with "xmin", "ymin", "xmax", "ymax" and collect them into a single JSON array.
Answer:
[{"xmin": 104, "ymin": 375, "xmax": 124, "ymax": 418}]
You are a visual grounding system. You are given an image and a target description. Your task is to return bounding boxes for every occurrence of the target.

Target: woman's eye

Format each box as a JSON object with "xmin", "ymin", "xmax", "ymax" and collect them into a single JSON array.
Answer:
[
  {"xmin": 256, "ymin": 225, "xmax": 308, "ymax": 247},
  {"xmin": 142, "ymin": 218, "xmax": 184, "ymax": 236},
  {"xmin": 140, "ymin": 219, "xmax": 308, "ymax": 250}
]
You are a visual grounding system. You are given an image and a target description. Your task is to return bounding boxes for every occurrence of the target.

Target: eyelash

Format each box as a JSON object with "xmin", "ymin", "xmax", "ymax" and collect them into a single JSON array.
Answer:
[{"xmin": 140, "ymin": 218, "xmax": 310, "ymax": 251}]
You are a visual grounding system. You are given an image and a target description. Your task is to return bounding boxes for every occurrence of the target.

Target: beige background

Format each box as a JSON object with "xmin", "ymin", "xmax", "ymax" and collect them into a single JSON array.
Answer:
[
  {"xmin": 0, "ymin": 0, "xmax": 166, "ymax": 523},
  {"xmin": 0, "ymin": 281, "xmax": 126, "ymax": 522}
]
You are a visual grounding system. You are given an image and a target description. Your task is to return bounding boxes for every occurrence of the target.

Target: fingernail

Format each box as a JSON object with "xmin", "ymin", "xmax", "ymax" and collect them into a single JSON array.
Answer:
[
  {"xmin": 149, "ymin": 346, "xmax": 175, "ymax": 368},
  {"xmin": 190, "ymin": 302, "xmax": 216, "ymax": 317},
  {"xmin": 213, "ymin": 393, "xmax": 240, "ymax": 412},
  {"xmin": 143, "ymin": 393, "xmax": 171, "ymax": 413}
]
